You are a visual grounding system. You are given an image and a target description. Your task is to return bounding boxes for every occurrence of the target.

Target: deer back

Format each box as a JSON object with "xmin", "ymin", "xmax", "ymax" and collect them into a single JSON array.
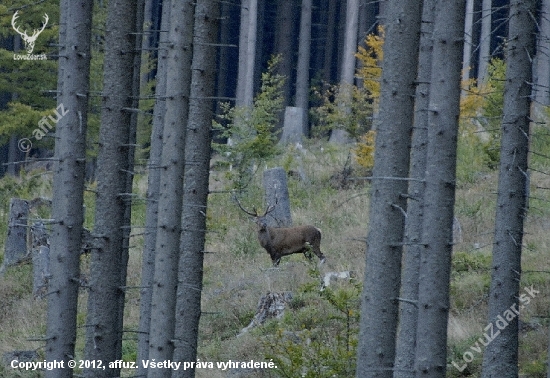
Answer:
[{"xmin": 257, "ymin": 220, "xmax": 320, "ymax": 253}]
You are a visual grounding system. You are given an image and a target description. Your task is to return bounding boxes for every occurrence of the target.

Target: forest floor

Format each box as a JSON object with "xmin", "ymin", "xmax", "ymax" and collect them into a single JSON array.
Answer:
[{"xmin": 0, "ymin": 139, "xmax": 549, "ymax": 377}]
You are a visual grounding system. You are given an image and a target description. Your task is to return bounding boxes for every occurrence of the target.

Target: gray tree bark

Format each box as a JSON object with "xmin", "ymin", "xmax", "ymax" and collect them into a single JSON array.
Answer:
[
  {"xmin": 147, "ymin": 1, "xmax": 195, "ymax": 376},
  {"xmin": 280, "ymin": 106, "xmax": 305, "ymax": 145},
  {"xmin": 31, "ymin": 221, "xmax": 49, "ymax": 299},
  {"xmin": 359, "ymin": 0, "xmax": 377, "ymax": 39},
  {"xmin": 172, "ymin": 1, "xmax": 219, "ymax": 376},
  {"xmin": 4, "ymin": 198, "xmax": 29, "ymax": 267},
  {"xmin": 215, "ymin": 0, "xmax": 232, "ymax": 112},
  {"xmin": 393, "ymin": 0, "xmax": 435, "ymax": 376},
  {"xmin": 340, "ymin": 0, "xmax": 359, "ymax": 86},
  {"xmin": 83, "ymin": 1, "xmax": 138, "ymax": 376},
  {"xmin": 329, "ymin": 0, "xmax": 359, "ymax": 144},
  {"xmin": 533, "ymin": 0, "xmax": 550, "ymax": 116},
  {"xmin": 461, "ymin": 0, "xmax": 474, "ymax": 94},
  {"xmin": 117, "ymin": 0, "xmax": 145, "ymax": 362},
  {"xmin": 477, "ymin": 0, "xmax": 492, "ymax": 84},
  {"xmin": 45, "ymin": 2, "xmax": 92, "ymax": 377},
  {"xmin": 263, "ymin": 167, "xmax": 292, "ymax": 227},
  {"xmin": 481, "ymin": 1, "xmax": 536, "ymax": 376},
  {"xmin": 414, "ymin": 1, "xmax": 465, "ymax": 376},
  {"xmin": 243, "ymin": 0, "xmax": 258, "ymax": 107},
  {"xmin": 236, "ymin": 0, "xmax": 250, "ymax": 107},
  {"xmin": 274, "ymin": 0, "xmax": 296, "ymax": 112},
  {"xmin": 7, "ymin": 134, "xmax": 23, "ymax": 176},
  {"xmin": 295, "ymin": 0, "xmax": 312, "ymax": 135},
  {"xmin": 137, "ymin": 2, "xmax": 170, "ymax": 376},
  {"xmin": 322, "ymin": 0, "xmax": 337, "ymax": 84},
  {"xmin": 355, "ymin": 0, "xmax": 422, "ymax": 377}
]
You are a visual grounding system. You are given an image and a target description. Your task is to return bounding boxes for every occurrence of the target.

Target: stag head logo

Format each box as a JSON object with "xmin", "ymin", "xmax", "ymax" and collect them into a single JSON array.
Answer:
[{"xmin": 11, "ymin": 11, "xmax": 49, "ymax": 54}]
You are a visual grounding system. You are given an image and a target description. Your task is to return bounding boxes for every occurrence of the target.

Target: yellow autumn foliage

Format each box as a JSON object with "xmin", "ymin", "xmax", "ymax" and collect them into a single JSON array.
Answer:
[
  {"xmin": 460, "ymin": 76, "xmax": 491, "ymax": 125},
  {"xmin": 353, "ymin": 27, "xmax": 383, "ymax": 169},
  {"xmin": 355, "ymin": 25, "xmax": 384, "ymax": 101},
  {"xmin": 353, "ymin": 28, "xmax": 499, "ymax": 171},
  {"xmin": 354, "ymin": 130, "xmax": 376, "ymax": 170}
]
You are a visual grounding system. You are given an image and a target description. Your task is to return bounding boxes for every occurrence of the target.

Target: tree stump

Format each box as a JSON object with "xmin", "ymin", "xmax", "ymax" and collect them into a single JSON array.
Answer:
[
  {"xmin": 4, "ymin": 198, "xmax": 29, "ymax": 267},
  {"xmin": 238, "ymin": 292, "xmax": 293, "ymax": 336},
  {"xmin": 280, "ymin": 106, "xmax": 304, "ymax": 145},
  {"xmin": 263, "ymin": 167, "xmax": 292, "ymax": 227},
  {"xmin": 31, "ymin": 222, "xmax": 50, "ymax": 298}
]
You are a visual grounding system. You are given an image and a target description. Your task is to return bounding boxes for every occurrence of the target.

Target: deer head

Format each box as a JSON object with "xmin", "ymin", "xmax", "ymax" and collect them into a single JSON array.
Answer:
[
  {"xmin": 233, "ymin": 195, "xmax": 275, "ymax": 230},
  {"xmin": 12, "ymin": 11, "xmax": 49, "ymax": 54}
]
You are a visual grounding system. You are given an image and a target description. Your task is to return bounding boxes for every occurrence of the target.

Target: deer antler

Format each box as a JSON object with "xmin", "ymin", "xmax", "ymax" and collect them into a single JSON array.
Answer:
[
  {"xmin": 261, "ymin": 204, "xmax": 275, "ymax": 217},
  {"xmin": 233, "ymin": 195, "xmax": 259, "ymax": 217},
  {"xmin": 233, "ymin": 194, "xmax": 277, "ymax": 218}
]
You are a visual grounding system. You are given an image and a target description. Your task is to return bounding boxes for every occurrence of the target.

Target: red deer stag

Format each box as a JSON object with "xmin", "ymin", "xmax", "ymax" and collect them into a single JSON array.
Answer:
[{"xmin": 235, "ymin": 197, "xmax": 326, "ymax": 266}]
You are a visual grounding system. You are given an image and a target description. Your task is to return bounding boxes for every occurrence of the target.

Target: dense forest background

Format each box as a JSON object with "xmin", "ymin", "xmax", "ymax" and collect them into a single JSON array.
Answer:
[{"xmin": 0, "ymin": 0, "xmax": 511, "ymax": 173}]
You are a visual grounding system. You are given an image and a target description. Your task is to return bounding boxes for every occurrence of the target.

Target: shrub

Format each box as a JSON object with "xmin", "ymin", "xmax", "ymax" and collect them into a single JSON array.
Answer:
[
  {"xmin": 262, "ymin": 267, "xmax": 360, "ymax": 377},
  {"xmin": 213, "ymin": 56, "xmax": 285, "ymax": 191}
]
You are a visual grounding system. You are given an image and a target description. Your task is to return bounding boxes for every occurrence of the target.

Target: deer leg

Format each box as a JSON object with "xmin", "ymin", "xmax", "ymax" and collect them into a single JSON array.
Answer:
[
  {"xmin": 268, "ymin": 249, "xmax": 281, "ymax": 266},
  {"xmin": 313, "ymin": 251, "xmax": 326, "ymax": 264},
  {"xmin": 272, "ymin": 256, "xmax": 281, "ymax": 266},
  {"xmin": 310, "ymin": 241, "xmax": 326, "ymax": 263}
]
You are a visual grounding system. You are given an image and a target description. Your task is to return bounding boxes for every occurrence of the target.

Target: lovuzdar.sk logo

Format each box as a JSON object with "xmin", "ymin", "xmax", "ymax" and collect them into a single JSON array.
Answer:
[{"xmin": 11, "ymin": 10, "xmax": 48, "ymax": 60}]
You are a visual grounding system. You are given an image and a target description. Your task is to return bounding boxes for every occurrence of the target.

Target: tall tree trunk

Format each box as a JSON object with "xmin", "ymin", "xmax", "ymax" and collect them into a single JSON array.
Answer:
[
  {"xmin": 137, "ymin": 2, "xmax": 170, "ymax": 375},
  {"xmin": 393, "ymin": 0, "xmax": 435, "ymax": 376},
  {"xmin": 172, "ymin": 0, "xmax": 219, "ymax": 376},
  {"xmin": 215, "ymin": 0, "xmax": 233, "ymax": 111},
  {"xmin": 358, "ymin": 0, "xmax": 377, "ymax": 39},
  {"xmin": 336, "ymin": 1, "xmax": 346, "ymax": 82},
  {"xmin": 481, "ymin": 0, "xmax": 536, "ymax": 376},
  {"xmin": 329, "ymin": 0, "xmax": 359, "ymax": 144},
  {"xmin": 355, "ymin": 0, "xmax": 422, "ymax": 376},
  {"xmin": 533, "ymin": 0, "xmax": 550, "ymax": 118},
  {"xmin": 147, "ymin": 1, "xmax": 195, "ymax": 376},
  {"xmin": 478, "ymin": 0, "xmax": 492, "ymax": 84},
  {"xmin": 236, "ymin": 0, "xmax": 249, "ymax": 106},
  {"xmin": 7, "ymin": 134, "xmax": 23, "ymax": 175},
  {"xmin": 275, "ymin": 0, "xmax": 297, "ymax": 110},
  {"xmin": 414, "ymin": 1, "xmax": 465, "ymax": 376},
  {"xmin": 340, "ymin": 0, "xmax": 359, "ymax": 86},
  {"xmin": 295, "ymin": 0, "xmax": 312, "ymax": 135},
  {"xmin": 83, "ymin": 1, "xmax": 138, "ymax": 376},
  {"xmin": 117, "ymin": 0, "xmax": 145, "ymax": 362},
  {"xmin": 322, "ymin": 0, "xmax": 337, "ymax": 84},
  {"xmin": 244, "ymin": 0, "xmax": 258, "ymax": 107},
  {"xmin": 45, "ymin": 4, "xmax": 93, "ymax": 372},
  {"xmin": 461, "ymin": 0, "xmax": 474, "ymax": 93},
  {"xmin": 254, "ymin": 0, "xmax": 266, "ymax": 97},
  {"xmin": 46, "ymin": 0, "xmax": 93, "ymax": 365},
  {"xmin": 7, "ymin": 36, "xmax": 22, "ymax": 176}
]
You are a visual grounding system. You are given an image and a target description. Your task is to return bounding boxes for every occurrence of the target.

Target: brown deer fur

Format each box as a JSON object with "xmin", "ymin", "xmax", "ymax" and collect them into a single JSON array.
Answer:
[
  {"xmin": 234, "ymin": 197, "xmax": 326, "ymax": 266},
  {"xmin": 255, "ymin": 217, "xmax": 326, "ymax": 266}
]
